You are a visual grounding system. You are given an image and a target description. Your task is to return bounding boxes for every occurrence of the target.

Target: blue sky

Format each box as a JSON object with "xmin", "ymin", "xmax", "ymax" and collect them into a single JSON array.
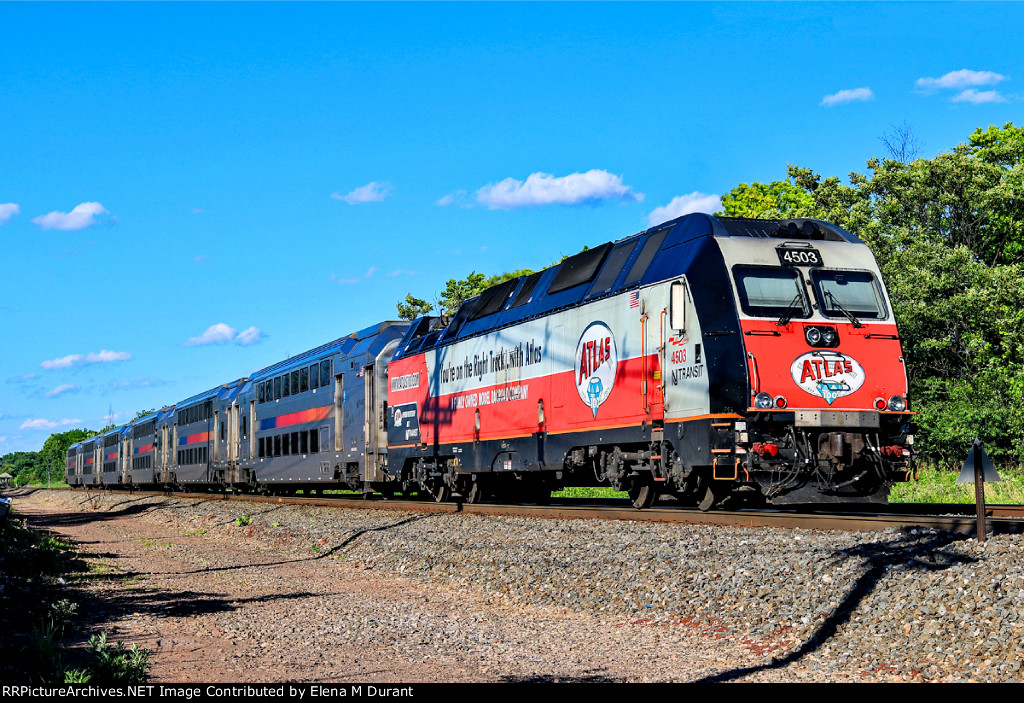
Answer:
[{"xmin": 1, "ymin": 2, "xmax": 1021, "ymax": 453}]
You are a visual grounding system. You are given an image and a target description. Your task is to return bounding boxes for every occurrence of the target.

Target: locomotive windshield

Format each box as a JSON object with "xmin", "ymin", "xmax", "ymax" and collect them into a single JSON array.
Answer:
[
  {"xmin": 733, "ymin": 266, "xmax": 810, "ymax": 319},
  {"xmin": 810, "ymin": 270, "xmax": 887, "ymax": 320}
]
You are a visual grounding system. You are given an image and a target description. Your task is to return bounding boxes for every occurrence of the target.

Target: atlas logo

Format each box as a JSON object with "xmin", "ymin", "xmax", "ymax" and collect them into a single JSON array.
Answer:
[
  {"xmin": 575, "ymin": 322, "xmax": 617, "ymax": 418},
  {"xmin": 790, "ymin": 351, "xmax": 864, "ymax": 404}
]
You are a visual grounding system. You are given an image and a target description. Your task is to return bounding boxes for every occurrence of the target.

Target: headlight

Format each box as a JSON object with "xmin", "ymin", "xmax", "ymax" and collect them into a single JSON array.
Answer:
[
  {"xmin": 821, "ymin": 328, "xmax": 836, "ymax": 345},
  {"xmin": 754, "ymin": 392, "xmax": 773, "ymax": 409},
  {"xmin": 888, "ymin": 395, "xmax": 907, "ymax": 412},
  {"xmin": 805, "ymin": 327, "xmax": 821, "ymax": 345}
]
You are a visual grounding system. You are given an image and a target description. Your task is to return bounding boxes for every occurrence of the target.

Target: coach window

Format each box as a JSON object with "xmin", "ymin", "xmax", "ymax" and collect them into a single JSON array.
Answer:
[
  {"xmin": 300, "ymin": 367, "xmax": 309, "ymax": 393},
  {"xmin": 320, "ymin": 360, "xmax": 331, "ymax": 387},
  {"xmin": 258, "ymin": 437, "xmax": 265, "ymax": 458},
  {"xmin": 291, "ymin": 370, "xmax": 300, "ymax": 394},
  {"xmin": 300, "ymin": 431, "xmax": 308, "ymax": 455},
  {"xmin": 274, "ymin": 377, "xmax": 281, "ymax": 400},
  {"xmin": 258, "ymin": 383, "xmax": 265, "ymax": 404},
  {"xmin": 274, "ymin": 435, "xmax": 281, "ymax": 457},
  {"xmin": 282, "ymin": 374, "xmax": 290, "ymax": 397},
  {"xmin": 310, "ymin": 428, "xmax": 320, "ymax": 453},
  {"xmin": 320, "ymin": 427, "xmax": 329, "ymax": 452},
  {"xmin": 310, "ymin": 364, "xmax": 319, "ymax": 389},
  {"xmin": 282, "ymin": 434, "xmax": 290, "ymax": 456}
]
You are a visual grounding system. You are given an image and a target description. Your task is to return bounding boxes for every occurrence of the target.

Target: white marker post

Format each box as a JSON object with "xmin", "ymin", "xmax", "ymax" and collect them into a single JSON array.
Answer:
[{"xmin": 957, "ymin": 438, "xmax": 1001, "ymax": 543}]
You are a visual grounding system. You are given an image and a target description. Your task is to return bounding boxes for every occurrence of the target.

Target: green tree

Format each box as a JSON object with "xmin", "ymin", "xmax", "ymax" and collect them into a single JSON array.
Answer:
[
  {"xmin": 742, "ymin": 122, "xmax": 1024, "ymax": 466},
  {"xmin": 716, "ymin": 179, "xmax": 816, "ymax": 220},
  {"xmin": 38, "ymin": 429, "xmax": 95, "ymax": 486},
  {"xmin": 396, "ymin": 294, "xmax": 434, "ymax": 320}
]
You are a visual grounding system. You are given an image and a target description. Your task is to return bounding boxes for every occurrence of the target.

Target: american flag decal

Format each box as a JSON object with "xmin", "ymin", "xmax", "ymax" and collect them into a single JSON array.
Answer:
[{"xmin": 628, "ymin": 291, "xmax": 640, "ymax": 309}]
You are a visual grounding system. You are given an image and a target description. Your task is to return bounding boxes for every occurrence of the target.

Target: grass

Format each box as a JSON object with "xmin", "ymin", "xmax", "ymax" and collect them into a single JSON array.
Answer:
[
  {"xmin": 0, "ymin": 510, "xmax": 152, "ymax": 684},
  {"xmin": 890, "ymin": 466, "xmax": 1024, "ymax": 504}
]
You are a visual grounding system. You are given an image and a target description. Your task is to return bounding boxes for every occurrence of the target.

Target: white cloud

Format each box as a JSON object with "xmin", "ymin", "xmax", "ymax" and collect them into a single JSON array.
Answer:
[
  {"xmin": 916, "ymin": 69, "xmax": 1007, "ymax": 92},
  {"xmin": 109, "ymin": 378, "xmax": 167, "ymax": 390},
  {"xmin": 647, "ymin": 192, "xmax": 722, "ymax": 226},
  {"xmin": 436, "ymin": 190, "xmax": 469, "ymax": 207},
  {"xmin": 184, "ymin": 323, "xmax": 237, "ymax": 346},
  {"xmin": 7, "ymin": 373, "xmax": 38, "ymax": 384},
  {"xmin": 20, "ymin": 418, "xmax": 82, "ymax": 431},
  {"xmin": 952, "ymin": 89, "xmax": 1006, "ymax": 104},
  {"xmin": 184, "ymin": 323, "xmax": 265, "ymax": 346},
  {"xmin": 44, "ymin": 384, "xmax": 78, "ymax": 398},
  {"xmin": 235, "ymin": 327, "xmax": 266, "ymax": 346},
  {"xmin": 472, "ymin": 170, "xmax": 644, "ymax": 210},
  {"xmin": 820, "ymin": 87, "xmax": 874, "ymax": 107},
  {"xmin": 40, "ymin": 349, "xmax": 132, "ymax": 369},
  {"xmin": 31, "ymin": 202, "xmax": 110, "ymax": 231},
  {"xmin": 331, "ymin": 181, "xmax": 392, "ymax": 204},
  {"xmin": 0, "ymin": 203, "xmax": 19, "ymax": 225}
]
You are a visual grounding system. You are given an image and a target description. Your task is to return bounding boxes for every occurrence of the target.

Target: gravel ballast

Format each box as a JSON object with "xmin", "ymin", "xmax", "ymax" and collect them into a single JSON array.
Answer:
[{"xmin": 18, "ymin": 490, "xmax": 1024, "ymax": 683}]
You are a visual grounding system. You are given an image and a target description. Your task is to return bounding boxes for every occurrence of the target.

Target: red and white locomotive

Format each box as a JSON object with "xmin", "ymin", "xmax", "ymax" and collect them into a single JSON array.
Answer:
[{"xmin": 385, "ymin": 214, "xmax": 915, "ymax": 509}]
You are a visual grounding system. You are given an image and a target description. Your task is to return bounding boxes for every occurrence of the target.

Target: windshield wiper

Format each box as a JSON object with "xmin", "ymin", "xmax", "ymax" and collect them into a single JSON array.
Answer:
[
  {"xmin": 825, "ymin": 290, "xmax": 864, "ymax": 328},
  {"xmin": 776, "ymin": 294, "xmax": 805, "ymax": 327}
]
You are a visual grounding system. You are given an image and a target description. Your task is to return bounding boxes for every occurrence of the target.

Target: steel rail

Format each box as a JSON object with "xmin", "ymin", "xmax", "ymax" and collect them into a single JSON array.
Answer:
[{"xmin": 62, "ymin": 488, "xmax": 1024, "ymax": 536}]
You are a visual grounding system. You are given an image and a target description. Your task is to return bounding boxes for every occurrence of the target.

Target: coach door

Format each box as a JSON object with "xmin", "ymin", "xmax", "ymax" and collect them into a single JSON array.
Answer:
[{"xmin": 364, "ymin": 340, "xmax": 400, "ymax": 483}]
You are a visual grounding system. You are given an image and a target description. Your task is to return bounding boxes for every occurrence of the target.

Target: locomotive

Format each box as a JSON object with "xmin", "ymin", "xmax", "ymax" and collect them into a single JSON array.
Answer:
[{"xmin": 66, "ymin": 213, "xmax": 915, "ymax": 510}]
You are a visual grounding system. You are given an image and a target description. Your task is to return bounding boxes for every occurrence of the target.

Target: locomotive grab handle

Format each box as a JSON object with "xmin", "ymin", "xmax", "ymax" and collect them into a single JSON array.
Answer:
[{"xmin": 746, "ymin": 352, "xmax": 761, "ymax": 394}]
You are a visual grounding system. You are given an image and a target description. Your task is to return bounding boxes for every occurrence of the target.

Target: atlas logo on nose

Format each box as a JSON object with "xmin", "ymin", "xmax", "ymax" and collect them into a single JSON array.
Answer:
[
  {"xmin": 790, "ymin": 351, "xmax": 864, "ymax": 404},
  {"xmin": 575, "ymin": 322, "xmax": 617, "ymax": 418}
]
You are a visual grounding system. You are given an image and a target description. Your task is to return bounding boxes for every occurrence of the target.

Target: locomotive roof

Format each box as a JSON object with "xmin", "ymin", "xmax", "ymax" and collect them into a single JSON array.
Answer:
[{"xmin": 395, "ymin": 213, "xmax": 865, "ymax": 358}]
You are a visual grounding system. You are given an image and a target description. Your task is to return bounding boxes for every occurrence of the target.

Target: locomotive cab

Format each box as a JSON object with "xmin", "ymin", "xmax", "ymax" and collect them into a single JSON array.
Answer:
[{"xmin": 712, "ymin": 218, "xmax": 914, "ymax": 505}]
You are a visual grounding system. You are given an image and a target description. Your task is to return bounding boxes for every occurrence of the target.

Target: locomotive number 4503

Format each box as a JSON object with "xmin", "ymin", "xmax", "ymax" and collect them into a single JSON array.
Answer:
[{"xmin": 776, "ymin": 247, "xmax": 823, "ymax": 267}]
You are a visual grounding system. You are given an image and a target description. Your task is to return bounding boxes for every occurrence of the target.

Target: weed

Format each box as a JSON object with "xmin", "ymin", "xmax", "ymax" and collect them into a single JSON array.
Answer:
[
  {"xmin": 81, "ymin": 632, "xmax": 151, "ymax": 684},
  {"xmin": 310, "ymin": 544, "xmax": 320, "ymax": 554},
  {"xmin": 270, "ymin": 522, "xmax": 281, "ymax": 527},
  {"xmin": 235, "ymin": 515, "xmax": 252, "ymax": 527},
  {"xmin": 890, "ymin": 466, "xmax": 1024, "ymax": 504}
]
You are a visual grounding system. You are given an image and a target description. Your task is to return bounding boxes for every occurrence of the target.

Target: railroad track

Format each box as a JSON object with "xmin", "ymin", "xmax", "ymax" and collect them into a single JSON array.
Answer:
[{"xmin": 62, "ymin": 488, "xmax": 1024, "ymax": 537}]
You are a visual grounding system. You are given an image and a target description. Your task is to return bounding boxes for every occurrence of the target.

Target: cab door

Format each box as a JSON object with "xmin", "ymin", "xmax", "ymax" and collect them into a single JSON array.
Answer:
[{"xmin": 662, "ymin": 278, "xmax": 710, "ymax": 419}]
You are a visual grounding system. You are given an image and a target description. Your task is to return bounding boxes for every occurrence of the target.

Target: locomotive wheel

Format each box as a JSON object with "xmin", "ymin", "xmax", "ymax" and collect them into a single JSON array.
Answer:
[
  {"xmin": 466, "ymin": 480, "xmax": 485, "ymax": 504},
  {"xmin": 628, "ymin": 480, "xmax": 659, "ymax": 509},
  {"xmin": 433, "ymin": 483, "xmax": 451, "ymax": 503},
  {"xmin": 697, "ymin": 483, "xmax": 719, "ymax": 512}
]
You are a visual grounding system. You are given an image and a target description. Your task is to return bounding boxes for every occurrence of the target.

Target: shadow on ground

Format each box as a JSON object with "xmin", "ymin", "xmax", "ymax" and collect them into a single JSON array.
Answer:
[{"xmin": 692, "ymin": 527, "xmax": 977, "ymax": 682}]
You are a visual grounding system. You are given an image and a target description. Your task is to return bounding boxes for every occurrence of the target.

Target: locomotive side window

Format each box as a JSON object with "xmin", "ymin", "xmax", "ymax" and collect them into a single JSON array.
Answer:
[
  {"xmin": 670, "ymin": 280, "xmax": 688, "ymax": 331},
  {"xmin": 509, "ymin": 271, "xmax": 544, "ymax": 308},
  {"xmin": 588, "ymin": 240, "xmax": 639, "ymax": 298},
  {"xmin": 623, "ymin": 230, "xmax": 669, "ymax": 288},
  {"xmin": 810, "ymin": 270, "xmax": 887, "ymax": 320},
  {"xmin": 733, "ymin": 266, "xmax": 810, "ymax": 319}
]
